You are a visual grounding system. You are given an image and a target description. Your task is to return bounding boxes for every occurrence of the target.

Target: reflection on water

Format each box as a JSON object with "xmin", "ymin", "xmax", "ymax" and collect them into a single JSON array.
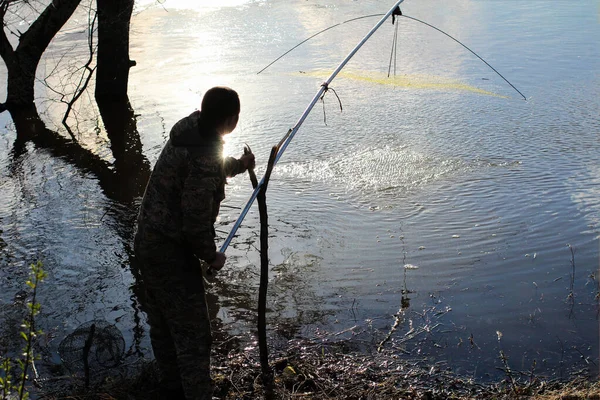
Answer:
[{"xmin": 0, "ymin": 0, "xmax": 599, "ymax": 383}]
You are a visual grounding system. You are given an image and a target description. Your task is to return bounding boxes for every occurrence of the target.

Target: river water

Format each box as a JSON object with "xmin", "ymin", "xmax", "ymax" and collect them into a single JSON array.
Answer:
[{"xmin": 1, "ymin": 0, "xmax": 599, "ymax": 383}]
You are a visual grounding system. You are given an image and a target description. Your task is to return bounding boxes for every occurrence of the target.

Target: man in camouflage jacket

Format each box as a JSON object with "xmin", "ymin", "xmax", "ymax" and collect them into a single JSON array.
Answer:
[{"xmin": 134, "ymin": 87, "xmax": 254, "ymax": 399}]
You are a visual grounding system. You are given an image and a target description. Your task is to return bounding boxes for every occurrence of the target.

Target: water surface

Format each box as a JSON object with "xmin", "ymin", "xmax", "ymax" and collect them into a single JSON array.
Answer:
[{"xmin": 1, "ymin": 0, "xmax": 599, "ymax": 382}]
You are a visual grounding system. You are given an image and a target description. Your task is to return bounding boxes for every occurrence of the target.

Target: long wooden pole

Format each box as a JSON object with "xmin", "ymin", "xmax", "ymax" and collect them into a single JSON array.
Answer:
[{"xmin": 256, "ymin": 146, "xmax": 278, "ymax": 397}]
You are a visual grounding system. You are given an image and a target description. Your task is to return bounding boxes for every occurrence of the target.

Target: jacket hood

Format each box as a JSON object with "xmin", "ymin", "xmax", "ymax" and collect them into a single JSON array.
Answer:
[{"xmin": 170, "ymin": 111, "xmax": 223, "ymax": 149}]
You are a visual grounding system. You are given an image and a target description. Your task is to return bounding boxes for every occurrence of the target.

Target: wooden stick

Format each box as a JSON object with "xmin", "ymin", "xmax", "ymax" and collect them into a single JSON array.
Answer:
[
  {"xmin": 257, "ymin": 146, "xmax": 278, "ymax": 397},
  {"xmin": 244, "ymin": 144, "xmax": 259, "ymax": 189}
]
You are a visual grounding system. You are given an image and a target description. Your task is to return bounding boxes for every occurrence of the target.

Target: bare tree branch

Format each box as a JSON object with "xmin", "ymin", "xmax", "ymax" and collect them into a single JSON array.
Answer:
[
  {"xmin": 17, "ymin": 0, "xmax": 82, "ymax": 60},
  {"xmin": 0, "ymin": 1, "xmax": 16, "ymax": 65},
  {"xmin": 62, "ymin": 9, "xmax": 97, "ymax": 139}
]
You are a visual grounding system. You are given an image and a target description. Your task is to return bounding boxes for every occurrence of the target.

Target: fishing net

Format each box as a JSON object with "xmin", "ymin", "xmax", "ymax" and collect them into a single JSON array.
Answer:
[{"xmin": 58, "ymin": 319, "xmax": 125, "ymax": 374}]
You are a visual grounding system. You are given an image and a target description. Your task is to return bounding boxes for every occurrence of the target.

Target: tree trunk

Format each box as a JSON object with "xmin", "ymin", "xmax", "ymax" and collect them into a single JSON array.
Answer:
[
  {"xmin": 95, "ymin": 0, "xmax": 135, "ymax": 100},
  {"xmin": 0, "ymin": 0, "xmax": 82, "ymax": 111},
  {"xmin": 5, "ymin": 54, "xmax": 36, "ymax": 107}
]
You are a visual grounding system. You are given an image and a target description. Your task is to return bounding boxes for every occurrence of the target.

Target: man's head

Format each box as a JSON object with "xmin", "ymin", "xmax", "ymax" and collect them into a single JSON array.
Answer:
[{"xmin": 201, "ymin": 86, "xmax": 240, "ymax": 135}]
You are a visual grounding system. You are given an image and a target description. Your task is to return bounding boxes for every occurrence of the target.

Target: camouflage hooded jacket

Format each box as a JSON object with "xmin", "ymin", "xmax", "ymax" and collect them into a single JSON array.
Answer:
[{"xmin": 135, "ymin": 110, "xmax": 246, "ymax": 263}]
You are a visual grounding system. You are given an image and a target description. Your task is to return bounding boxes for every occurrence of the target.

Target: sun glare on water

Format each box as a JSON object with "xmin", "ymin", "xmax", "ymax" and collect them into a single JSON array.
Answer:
[{"xmin": 142, "ymin": 0, "xmax": 254, "ymax": 10}]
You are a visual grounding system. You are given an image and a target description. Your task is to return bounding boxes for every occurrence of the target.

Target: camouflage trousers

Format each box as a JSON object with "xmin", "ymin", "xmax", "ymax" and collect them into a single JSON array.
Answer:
[{"xmin": 135, "ymin": 242, "xmax": 213, "ymax": 400}]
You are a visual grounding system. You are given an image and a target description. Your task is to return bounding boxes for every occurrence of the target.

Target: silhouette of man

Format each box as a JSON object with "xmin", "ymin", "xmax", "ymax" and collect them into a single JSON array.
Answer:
[{"xmin": 134, "ymin": 86, "xmax": 254, "ymax": 399}]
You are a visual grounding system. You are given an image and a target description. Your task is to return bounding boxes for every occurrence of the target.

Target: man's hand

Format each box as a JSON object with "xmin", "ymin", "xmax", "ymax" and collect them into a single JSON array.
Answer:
[
  {"xmin": 210, "ymin": 251, "xmax": 226, "ymax": 271},
  {"xmin": 239, "ymin": 152, "xmax": 255, "ymax": 171}
]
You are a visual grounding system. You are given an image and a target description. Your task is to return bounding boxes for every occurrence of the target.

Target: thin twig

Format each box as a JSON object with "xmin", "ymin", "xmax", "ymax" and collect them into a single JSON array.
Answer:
[
  {"xmin": 498, "ymin": 350, "xmax": 517, "ymax": 392},
  {"xmin": 61, "ymin": 8, "xmax": 97, "ymax": 139}
]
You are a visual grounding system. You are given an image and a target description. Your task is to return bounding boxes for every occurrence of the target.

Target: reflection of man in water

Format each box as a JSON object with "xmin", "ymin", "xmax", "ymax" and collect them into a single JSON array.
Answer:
[{"xmin": 134, "ymin": 86, "xmax": 254, "ymax": 399}]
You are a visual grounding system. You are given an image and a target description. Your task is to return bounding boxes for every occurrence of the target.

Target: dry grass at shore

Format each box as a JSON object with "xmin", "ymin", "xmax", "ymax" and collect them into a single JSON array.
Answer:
[{"xmin": 37, "ymin": 338, "xmax": 599, "ymax": 400}]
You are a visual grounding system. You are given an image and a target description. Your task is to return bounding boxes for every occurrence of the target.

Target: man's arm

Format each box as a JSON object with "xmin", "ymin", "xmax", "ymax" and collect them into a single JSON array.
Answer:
[{"xmin": 223, "ymin": 152, "xmax": 255, "ymax": 178}]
